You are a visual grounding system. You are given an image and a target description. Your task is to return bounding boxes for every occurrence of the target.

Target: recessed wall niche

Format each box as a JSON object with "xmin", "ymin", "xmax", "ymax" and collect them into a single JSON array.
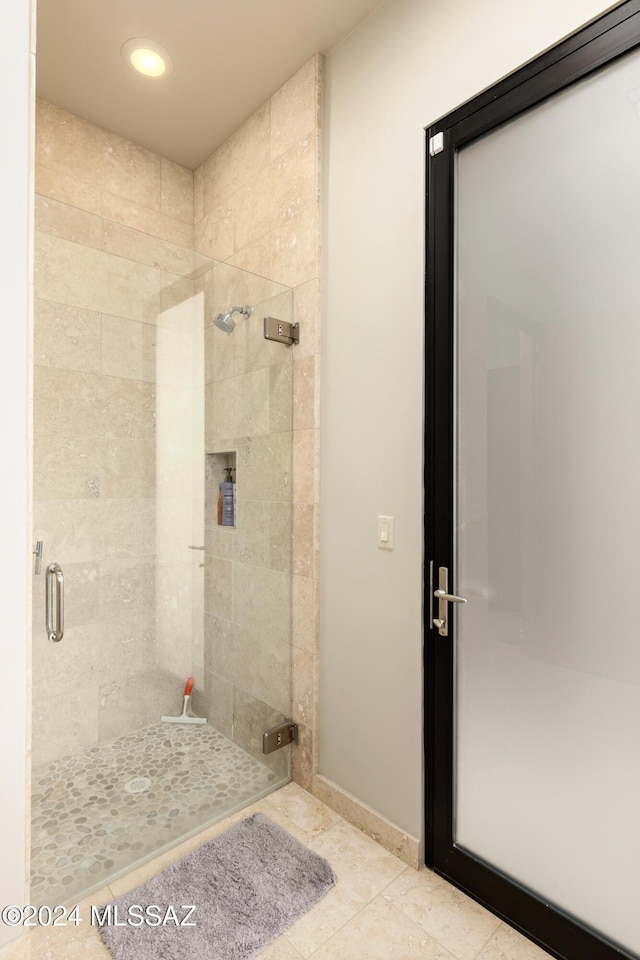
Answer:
[{"xmin": 206, "ymin": 451, "xmax": 237, "ymax": 529}]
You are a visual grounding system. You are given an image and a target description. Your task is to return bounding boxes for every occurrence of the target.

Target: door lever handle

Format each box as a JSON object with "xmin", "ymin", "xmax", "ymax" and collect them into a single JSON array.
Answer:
[
  {"xmin": 434, "ymin": 589, "xmax": 467, "ymax": 604},
  {"xmin": 432, "ymin": 567, "xmax": 466, "ymax": 637}
]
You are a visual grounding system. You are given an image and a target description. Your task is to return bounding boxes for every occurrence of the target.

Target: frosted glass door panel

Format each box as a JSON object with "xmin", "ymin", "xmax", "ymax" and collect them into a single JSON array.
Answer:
[{"xmin": 455, "ymin": 47, "xmax": 640, "ymax": 956}]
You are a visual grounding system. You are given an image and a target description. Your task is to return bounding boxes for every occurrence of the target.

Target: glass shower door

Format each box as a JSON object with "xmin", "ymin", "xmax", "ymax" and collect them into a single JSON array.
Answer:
[
  {"xmin": 31, "ymin": 196, "xmax": 293, "ymax": 905},
  {"xmin": 199, "ymin": 260, "xmax": 294, "ymax": 783}
]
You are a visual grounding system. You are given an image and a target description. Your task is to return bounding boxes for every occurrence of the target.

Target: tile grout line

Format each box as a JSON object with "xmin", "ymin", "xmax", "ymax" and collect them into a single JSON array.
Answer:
[
  {"xmin": 378, "ymin": 892, "xmax": 466, "ymax": 958},
  {"xmin": 377, "ymin": 866, "xmax": 505, "ymax": 960},
  {"xmin": 282, "ymin": 818, "xmax": 411, "ymax": 959},
  {"xmin": 470, "ymin": 918, "xmax": 503, "ymax": 960}
]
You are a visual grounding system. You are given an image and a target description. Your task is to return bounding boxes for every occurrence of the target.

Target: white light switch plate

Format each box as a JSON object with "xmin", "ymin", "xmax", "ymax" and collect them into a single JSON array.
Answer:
[{"xmin": 378, "ymin": 515, "xmax": 394, "ymax": 550}]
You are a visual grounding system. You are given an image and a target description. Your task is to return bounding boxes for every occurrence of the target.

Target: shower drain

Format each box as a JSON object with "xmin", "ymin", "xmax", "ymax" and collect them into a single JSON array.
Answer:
[{"xmin": 124, "ymin": 776, "xmax": 152, "ymax": 795}]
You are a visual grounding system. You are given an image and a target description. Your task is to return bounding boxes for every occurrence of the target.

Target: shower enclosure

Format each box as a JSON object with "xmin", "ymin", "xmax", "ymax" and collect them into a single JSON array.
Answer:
[{"xmin": 31, "ymin": 191, "xmax": 295, "ymax": 905}]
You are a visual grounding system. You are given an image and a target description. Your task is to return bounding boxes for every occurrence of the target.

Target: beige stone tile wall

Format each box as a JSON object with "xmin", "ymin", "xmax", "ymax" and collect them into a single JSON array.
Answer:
[
  {"xmin": 32, "ymin": 103, "xmax": 197, "ymax": 766},
  {"xmin": 193, "ymin": 55, "xmax": 322, "ymax": 789},
  {"xmin": 35, "ymin": 100, "xmax": 194, "ymax": 247}
]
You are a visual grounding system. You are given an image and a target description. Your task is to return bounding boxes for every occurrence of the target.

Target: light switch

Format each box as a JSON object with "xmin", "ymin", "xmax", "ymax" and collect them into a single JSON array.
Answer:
[{"xmin": 378, "ymin": 515, "xmax": 394, "ymax": 550}]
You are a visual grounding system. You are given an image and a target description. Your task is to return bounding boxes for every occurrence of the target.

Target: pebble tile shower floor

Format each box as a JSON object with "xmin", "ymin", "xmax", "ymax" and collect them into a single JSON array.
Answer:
[{"xmin": 30, "ymin": 723, "xmax": 280, "ymax": 907}]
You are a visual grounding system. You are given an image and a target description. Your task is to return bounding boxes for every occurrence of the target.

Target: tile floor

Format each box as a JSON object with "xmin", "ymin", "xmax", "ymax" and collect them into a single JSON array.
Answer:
[{"xmin": 0, "ymin": 783, "xmax": 554, "ymax": 960}]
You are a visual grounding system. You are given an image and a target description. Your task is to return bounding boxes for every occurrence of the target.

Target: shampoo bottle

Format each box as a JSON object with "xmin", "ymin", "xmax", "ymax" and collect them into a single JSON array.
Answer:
[{"xmin": 221, "ymin": 467, "xmax": 234, "ymax": 526}]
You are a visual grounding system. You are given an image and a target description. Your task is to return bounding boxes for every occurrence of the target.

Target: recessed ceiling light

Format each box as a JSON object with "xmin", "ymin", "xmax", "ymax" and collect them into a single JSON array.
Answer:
[{"xmin": 121, "ymin": 38, "xmax": 173, "ymax": 78}]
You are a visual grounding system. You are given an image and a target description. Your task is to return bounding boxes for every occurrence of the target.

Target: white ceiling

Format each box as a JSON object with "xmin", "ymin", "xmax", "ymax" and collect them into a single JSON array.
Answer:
[{"xmin": 35, "ymin": 0, "xmax": 383, "ymax": 170}]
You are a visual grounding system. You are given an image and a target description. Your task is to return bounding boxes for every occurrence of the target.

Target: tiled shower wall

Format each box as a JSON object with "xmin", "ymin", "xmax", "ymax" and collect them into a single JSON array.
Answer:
[
  {"xmin": 32, "ymin": 100, "xmax": 197, "ymax": 766},
  {"xmin": 32, "ymin": 54, "xmax": 322, "ymax": 788},
  {"xmin": 193, "ymin": 56, "xmax": 323, "ymax": 789},
  {"xmin": 35, "ymin": 100, "xmax": 194, "ymax": 247}
]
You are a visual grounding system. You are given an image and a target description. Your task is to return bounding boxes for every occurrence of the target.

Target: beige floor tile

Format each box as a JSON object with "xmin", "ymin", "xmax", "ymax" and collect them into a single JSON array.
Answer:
[
  {"xmin": 284, "ymin": 884, "xmax": 364, "ymax": 958},
  {"xmin": 309, "ymin": 896, "xmax": 458, "ymax": 960},
  {"xmin": 258, "ymin": 934, "xmax": 305, "ymax": 958},
  {"xmin": 383, "ymin": 867, "xmax": 501, "ymax": 960},
  {"xmin": 260, "ymin": 782, "xmax": 342, "ymax": 843},
  {"xmin": 1, "ymin": 887, "xmax": 113, "ymax": 960},
  {"xmin": 0, "ymin": 936, "xmax": 30, "ymax": 960},
  {"xmin": 308, "ymin": 819, "xmax": 406, "ymax": 905},
  {"xmin": 476, "ymin": 922, "xmax": 555, "ymax": 960}
]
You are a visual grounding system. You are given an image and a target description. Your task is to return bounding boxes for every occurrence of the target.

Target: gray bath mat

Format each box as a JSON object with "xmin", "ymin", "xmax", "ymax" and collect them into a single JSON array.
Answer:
[{"xmin": 98, "ymin": 812, "xmax": 336, "ymax": 960}]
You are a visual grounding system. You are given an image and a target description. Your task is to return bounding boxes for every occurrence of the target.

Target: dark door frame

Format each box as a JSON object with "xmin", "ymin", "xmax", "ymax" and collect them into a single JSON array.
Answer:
[{"xmin": 424, "ymin": 3, "xmax": 640, "ymax": 959}]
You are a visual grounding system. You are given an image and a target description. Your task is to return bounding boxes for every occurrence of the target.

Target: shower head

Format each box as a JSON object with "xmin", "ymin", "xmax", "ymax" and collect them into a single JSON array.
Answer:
[{"xmin": 213, "ymin": 304, "xmax": 252, "ymax": 335}]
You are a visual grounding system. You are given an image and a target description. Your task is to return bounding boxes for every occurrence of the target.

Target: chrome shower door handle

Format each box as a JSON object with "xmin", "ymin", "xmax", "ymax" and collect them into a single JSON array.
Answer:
[
  {"xmin": 46, "ymin": 562, "xmax": 64, "ymax": 643},
  {"xmin": 433, "ymin": 565, "xmax": 466, "ymax": 637}
]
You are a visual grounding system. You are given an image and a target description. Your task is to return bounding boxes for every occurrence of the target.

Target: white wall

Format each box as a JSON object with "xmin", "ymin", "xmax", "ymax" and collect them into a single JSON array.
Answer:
[
  {"xmin": 0, "ymin": 0, "xmax": 33, "ymax": 944},
  {"xmin": 320, "ymin": 0, "xmax": 617, "ymax": 839}
]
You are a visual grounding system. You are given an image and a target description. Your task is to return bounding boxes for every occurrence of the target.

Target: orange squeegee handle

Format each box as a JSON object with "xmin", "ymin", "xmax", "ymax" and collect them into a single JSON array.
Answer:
[{"xmin": 184, "ymin": 677, "xmax": 194, "ymax": 697}]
